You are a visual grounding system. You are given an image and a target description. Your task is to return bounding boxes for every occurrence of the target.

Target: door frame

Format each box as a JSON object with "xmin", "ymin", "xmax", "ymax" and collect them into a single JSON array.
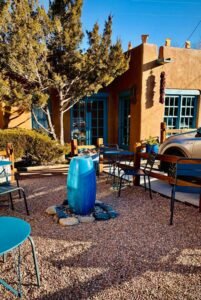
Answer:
[
  {"xmin": 70, "ymin": 93, "xmax": 108, "ymax": 145},
  {"xmin": 118, "ymin": 90, "xmax": 131, "ymax": 150}
]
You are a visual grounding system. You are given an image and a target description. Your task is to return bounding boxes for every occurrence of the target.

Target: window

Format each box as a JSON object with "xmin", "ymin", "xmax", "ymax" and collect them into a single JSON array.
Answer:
[
  {"xmin": 32, "ymin": 107, "xmax": 48, "ymax": 129},
  {"xmin": 164, "ymin": 94, "xmax": 198, "ymax": 129}
]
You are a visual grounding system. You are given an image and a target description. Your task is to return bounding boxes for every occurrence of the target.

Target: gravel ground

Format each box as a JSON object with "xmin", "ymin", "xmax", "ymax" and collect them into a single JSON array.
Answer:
[{"xmin": 0, "ymin": 172, "xmax": 201, "ymax": 300}]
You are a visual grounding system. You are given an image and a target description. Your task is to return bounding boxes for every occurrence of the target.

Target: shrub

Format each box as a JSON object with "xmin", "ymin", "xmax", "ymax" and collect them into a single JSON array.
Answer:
[{"xmin": 0, "ymin": 128, "xmax": 68, "ymax": 164}]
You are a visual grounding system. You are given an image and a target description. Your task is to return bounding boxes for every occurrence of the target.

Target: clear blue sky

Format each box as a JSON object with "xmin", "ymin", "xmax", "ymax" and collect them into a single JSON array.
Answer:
[{"xmin": 40, "ymin": 0, "xmax": 201, "ymax": 51}]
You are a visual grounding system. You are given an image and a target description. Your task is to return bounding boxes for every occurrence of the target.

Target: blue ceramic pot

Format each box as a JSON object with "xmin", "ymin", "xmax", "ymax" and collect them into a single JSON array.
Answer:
[
  {"xmin": 146, "ymin": 144, "xmax": 159, "ymax": 154},
  {"xmin": 67, "ymin": 156, "xmax": 96, "ymax": 215}
]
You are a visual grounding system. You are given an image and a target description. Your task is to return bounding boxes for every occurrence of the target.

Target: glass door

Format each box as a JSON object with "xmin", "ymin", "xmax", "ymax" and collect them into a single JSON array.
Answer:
[
  {"xmin": 118, "ymin": 93, "xmax": 131, "ymax": 149},
  {"xmin": 71, "ymin": 94, "xmax": 107, "ymax": 145}
]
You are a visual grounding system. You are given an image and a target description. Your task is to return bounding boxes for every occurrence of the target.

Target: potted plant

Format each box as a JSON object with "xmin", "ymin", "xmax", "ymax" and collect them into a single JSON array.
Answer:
[{"xmin": 146, "ymin": 136, "xmax": 159, "ymax": 153}]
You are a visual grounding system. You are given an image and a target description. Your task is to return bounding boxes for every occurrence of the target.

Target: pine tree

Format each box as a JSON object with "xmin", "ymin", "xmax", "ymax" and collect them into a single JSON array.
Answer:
[{"xmin": 0, "ymin": 0, "xmax": 129, "ymax": 144}]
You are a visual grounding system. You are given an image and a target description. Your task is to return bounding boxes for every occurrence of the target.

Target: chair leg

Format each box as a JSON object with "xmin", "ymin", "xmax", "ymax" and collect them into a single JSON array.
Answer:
[
  {"xmin": 28, "ymin": 236, "xmax": 40, "ymax": 287},
  {"xmin": 106, "ymin": 162, "xmax": 112, "ymax": 183},
  {"xmin": 148, "ymin": 176, "xmax": 152, "ymax": 199},
  {"xmin": 16, "ymin": 178, "xmax": 22, "ymax": 199},
  {"xmin": 144, "ymin": 175, "xmax": 147, "ymax": 191},
  {"xmin": 3, "ymin": 254, "xmax": 6, "ymax": 263},
  {"xmin": 14, "ymin": 247, "xmax": 22, "ymax": 298},
  {"xmin": 118, "ymin": 175, "xmax": 124, "ymax": 197},
  {"xmin": 9, "ymin": 193, "xmax": 14, "ymax": 211},
  {"xmin": 20, "ymin": 188, "xmax": 30, "ymax": 216},
  {"xmin": 170, "ymin": 188, "xmax": 175, "ymax": 225}
]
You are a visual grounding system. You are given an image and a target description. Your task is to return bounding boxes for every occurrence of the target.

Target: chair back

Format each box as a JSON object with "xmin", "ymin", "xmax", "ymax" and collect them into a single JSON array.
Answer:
[
  {"xmin": 143, "ymin": 153, "xmax": 157, "ymax": 174},
  {"xmin": 173, "ymin": 158, "xmax": 201, "ymax": 194}
]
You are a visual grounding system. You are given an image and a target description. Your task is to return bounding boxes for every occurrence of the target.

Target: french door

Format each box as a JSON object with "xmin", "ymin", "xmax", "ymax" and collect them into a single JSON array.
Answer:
[
  {"xmin": 118, "ymin": 92, "xmax": 131, "ymax": 149},
  {"xmin": 71, "ymin": 94, "xmax": 108, "ymax": 145}
]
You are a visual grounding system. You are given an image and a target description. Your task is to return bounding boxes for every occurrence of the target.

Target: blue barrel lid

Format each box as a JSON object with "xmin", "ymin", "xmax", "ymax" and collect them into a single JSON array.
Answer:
[{"xmin": 69, "ymin": 156, "xmax": 94, "ymax": 175}]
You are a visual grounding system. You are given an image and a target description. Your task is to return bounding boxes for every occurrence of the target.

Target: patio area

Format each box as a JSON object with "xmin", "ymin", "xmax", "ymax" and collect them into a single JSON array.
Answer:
[{"xmin": 0, "ymin": 171, "xmax": 201, "ymax": 299}]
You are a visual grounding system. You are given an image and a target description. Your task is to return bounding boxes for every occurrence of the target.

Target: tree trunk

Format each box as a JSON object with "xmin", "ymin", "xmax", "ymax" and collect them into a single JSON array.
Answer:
[
  {"xmin": 59, "ymin": 90, "xmax": 65, "ymax": 145},
  {"xmin": 3, "ymin": 106, "xmax": 11, "ymax": 129}
]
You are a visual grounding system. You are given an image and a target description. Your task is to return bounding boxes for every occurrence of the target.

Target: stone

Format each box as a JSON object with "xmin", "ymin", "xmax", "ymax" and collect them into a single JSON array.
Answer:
[
  {"xmin": 95, "ymin": 200, "xmax": 103, "ymax": 205},
  {"xmin": 46, "ymin": 205, "xmax": 57, "ymax": 215},
  {"xmin": 77, "ymin": 215, "xmax": 95, "ymax": 223},
  {"xmin": 59, "ymin": 217, "xmax": 79, "ymax": 226}
]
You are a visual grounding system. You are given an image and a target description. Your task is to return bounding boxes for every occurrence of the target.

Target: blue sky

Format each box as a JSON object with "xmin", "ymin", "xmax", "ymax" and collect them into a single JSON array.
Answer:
[{"xmin": 40, "ymin": 0, "xmax": 201, "ymax": 51}]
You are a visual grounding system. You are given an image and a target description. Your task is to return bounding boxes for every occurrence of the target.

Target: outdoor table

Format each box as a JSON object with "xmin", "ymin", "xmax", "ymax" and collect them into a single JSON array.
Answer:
[
  {"xmin": 103, "ymin": 150, "xmax": 134, "ymax": 188},
  {"xmin": 0, "ymin": 216, "xmax": 40, "ymax": 298}
]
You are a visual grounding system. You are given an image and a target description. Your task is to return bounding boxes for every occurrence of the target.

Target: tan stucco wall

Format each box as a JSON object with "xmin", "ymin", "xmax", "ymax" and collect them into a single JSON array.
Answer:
[
  {"xmin": 0, "ymin": 105, "xmax": 32, "ymax": 129},
  {"xmin": 107, "ymin": 45, "xmax": 143, "ymax": 150},
  {"xmin": 140, "ymin": 44, "xmax": 201, "ymax": 140},
  {"xmin": 9, "ymin": 111, "xmax": 32, "ymax": 129}
]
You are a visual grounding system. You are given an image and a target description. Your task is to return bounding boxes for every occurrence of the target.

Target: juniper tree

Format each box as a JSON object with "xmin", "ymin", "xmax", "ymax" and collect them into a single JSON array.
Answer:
[
  {"xmin": 0, "ymin": 0, "xmax": 56, "ymax": 136},
  {"xmin": 0, "ymin": 0, "xmax": 129, "ymax": 144}
]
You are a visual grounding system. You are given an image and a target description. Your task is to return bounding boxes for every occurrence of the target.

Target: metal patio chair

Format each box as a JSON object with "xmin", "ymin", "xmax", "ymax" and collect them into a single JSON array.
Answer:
[
  {"xmin": 169, "ymin": 158, "xmax": 201, "ymax": 225},
  {"xmin": 99, "ymin": 144, "xmax": 120, "ymax": 180},
  {"xmin": 0, "ymin": 163, "xmax": 29, "ymax": 215},
  {"xmin": 118, "ymin": 152, "xmax": 157, "ymax": 198}
]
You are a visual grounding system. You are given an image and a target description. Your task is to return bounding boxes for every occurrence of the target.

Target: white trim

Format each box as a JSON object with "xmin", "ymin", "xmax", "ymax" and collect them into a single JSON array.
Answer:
[{"xmin": 165, "ymin": 89, "xmax": 200, "ymax": 95}]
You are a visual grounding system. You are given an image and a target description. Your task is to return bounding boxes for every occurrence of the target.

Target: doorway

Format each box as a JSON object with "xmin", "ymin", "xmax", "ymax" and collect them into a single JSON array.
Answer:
[
  {"xmin": 71, "ymin": 94, "xmax": 108, "ymax": 145},
  {"xmin": 118, "ymin": 92, "xmax": 131, "ymax": 149}
]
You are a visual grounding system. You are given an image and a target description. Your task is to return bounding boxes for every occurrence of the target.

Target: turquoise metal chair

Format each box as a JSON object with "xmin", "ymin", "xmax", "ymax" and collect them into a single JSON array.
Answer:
[
  {"xmin": 0, "ymin": 161, "xmax": 29, "ymax": 215},
  {"xmin": 118, "ymin": 153, "xmax": 157, "ymax": 198},
  {"xmin": 169, "ymin": 158, "xmax": 201, "ymax": 225},
  {"xmin": 0, "ymin": 217, "xmax": 40, "ymax": 298}
]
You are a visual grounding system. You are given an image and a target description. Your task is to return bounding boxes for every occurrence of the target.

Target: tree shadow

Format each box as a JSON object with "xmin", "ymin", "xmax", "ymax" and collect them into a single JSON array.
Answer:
[{"xmin": 38, "ymin": 244, "xmax": 201, "ymax": 299}]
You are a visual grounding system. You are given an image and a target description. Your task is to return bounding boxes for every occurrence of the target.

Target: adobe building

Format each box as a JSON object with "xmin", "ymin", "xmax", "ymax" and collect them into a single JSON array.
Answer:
[
  {"xmin": 69, "ymin": 35, "xmax": 201, "ymax": 150},
  {"xmin": 1, "ymin": 35, "xmax": 201, "ymax": 151}
]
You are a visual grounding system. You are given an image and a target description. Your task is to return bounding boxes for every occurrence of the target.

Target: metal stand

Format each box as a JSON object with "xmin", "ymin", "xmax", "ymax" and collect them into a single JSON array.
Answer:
[{"xmin": 0, "ymin": 236, "xmax": 40, "ymax": 298}]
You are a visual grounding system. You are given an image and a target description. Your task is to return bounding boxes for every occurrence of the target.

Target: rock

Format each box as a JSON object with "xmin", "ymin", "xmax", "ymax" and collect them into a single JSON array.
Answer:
[
  {"xmin": 95, "ymin": 200, "xmax": 103, "ymax": 205},
  {"xmin": 59, "ymin": 217, "xmax": 79, "ymax": 226},
  {"xmin": 46, "ymin": 205, "xmax": 57, "ymax": 215},
  {"xmin": 77, "ymin": 215, "xmax": 95, "ymax": 223}
]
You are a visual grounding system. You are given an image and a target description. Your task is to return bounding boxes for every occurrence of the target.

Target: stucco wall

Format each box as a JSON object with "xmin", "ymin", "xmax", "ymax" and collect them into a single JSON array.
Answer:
[
  {"xmin": 107, "ymin": 45, "xmax": 143, "ymax": 149},
  {"xmin": 140, "ymin": 44, "xmax": 201, "ymax": 141},
  {"xmin": 0, "ymin": 105, "xmax": 32, "ymax": 129},
  {"xmin": 9, "ymin": 111, "xmax": 32, "ymax": 129}
]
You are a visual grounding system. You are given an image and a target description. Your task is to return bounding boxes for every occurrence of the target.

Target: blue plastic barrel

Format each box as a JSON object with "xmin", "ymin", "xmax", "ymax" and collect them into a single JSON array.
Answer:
[{"xmin": 67, "ymin": 156, "xmax": 96, "ymax": 215}]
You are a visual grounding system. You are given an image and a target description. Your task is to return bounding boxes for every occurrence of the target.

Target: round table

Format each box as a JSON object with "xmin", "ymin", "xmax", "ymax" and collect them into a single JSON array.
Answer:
[
  {"xmin": 0, "ymin": 217, "xmax": 30, "ymax": 256},
  {"xmin": 0, "ymin": 160, "xmax": 12, "ymax": 167},
  {"xmin": 0, "ymin": 217, "xmax": 40, "ymax": 298}
]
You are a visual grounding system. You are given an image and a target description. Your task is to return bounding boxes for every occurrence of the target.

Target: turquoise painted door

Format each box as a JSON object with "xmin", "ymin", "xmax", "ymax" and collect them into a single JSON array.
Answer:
[
  {"xmin": 118, "ymin": 93, "xmax": 131, "ymax": 149},
  {"xmin": 71, "ymin": 94, "xmax": 107, "ymax": 145}
]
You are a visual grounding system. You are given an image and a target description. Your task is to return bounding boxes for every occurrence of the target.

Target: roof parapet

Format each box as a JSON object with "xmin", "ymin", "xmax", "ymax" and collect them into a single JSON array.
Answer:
[
  {"xmin": 165, "ymin": 38, "xmax": 171, "ymax": 47},
  {"xmin": 185, "ymin": 41, "xmax": 191, "ymax": 49},
  {"xmin": 141, "ymin": 34, "xmax": 149, "ymax": 44}
]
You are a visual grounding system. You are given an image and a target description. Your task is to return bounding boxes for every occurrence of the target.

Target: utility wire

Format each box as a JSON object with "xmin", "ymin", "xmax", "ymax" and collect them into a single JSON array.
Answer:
[{"xmin": 183, "ymin": 19, "xmax": 201, "ymax": 46}]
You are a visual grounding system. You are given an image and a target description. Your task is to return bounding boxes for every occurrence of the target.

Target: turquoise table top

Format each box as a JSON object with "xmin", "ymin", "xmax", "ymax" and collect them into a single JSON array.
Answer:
[
  {"xmin": 0, "ymin": 217, "xmax": 31, "ymax": 255},
  {"xmin": 104, "ymin": 150, "xmax": 134, "ymax": 156},
  {"xmin": 0, "ymin": 161, "xmax": 12, "ymax": 167}
]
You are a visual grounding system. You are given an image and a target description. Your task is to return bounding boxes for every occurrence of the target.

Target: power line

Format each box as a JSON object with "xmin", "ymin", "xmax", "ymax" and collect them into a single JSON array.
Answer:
[{"xmin": 183, "ymin": 19, "xmax": 201, "ymax": 46}]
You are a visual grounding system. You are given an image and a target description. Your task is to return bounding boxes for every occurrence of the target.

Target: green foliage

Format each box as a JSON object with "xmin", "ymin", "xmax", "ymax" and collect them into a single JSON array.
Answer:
[
  {"xmin": 146, "ymin": 136, "xmax": 159, "ymax": 145},
  {"xmin": 0, "ymin": 128, "xmax": 68, "ymax": 164},
  {"xmin": 0, "ymin": 0, "xmax": 129, "ymax": 144}
]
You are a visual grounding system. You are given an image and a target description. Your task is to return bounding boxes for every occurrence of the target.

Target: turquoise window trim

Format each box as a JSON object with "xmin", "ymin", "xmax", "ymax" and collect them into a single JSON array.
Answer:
[
  {"xmin": 164, "ymin": 93, "xmax": 198, "ymax": 129},
  {"xmin": 118, "ymin": 91, "xmax": 131, "ymax": 150},
  {"xmin": 165, "ymin": 89, "xmax": 200, "ymax": 96}
]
